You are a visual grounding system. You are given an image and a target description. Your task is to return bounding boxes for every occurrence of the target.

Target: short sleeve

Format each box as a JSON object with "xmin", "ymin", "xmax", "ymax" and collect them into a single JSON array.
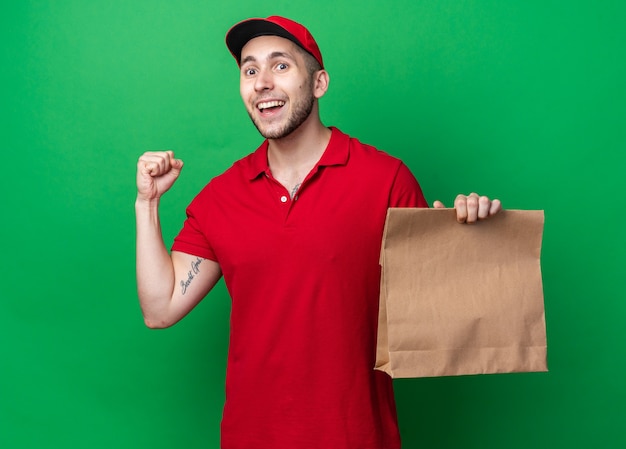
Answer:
[
  {"xmin": 171, "ymin": 192, "xmax": 219, "ymax": 262},
  {"xmin": 389, "ymin": 162, "xmax": 429, "ymax": 208}
]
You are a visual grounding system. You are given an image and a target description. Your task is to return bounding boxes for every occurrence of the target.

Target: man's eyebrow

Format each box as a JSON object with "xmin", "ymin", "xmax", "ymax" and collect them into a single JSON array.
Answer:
[
  {"xmin": 240, "ymin": 55, "xmax": 256, "ymax": 65},
  {"xmin": 240, "ymin": 51, "xmax": 296, "ymax": 66}
]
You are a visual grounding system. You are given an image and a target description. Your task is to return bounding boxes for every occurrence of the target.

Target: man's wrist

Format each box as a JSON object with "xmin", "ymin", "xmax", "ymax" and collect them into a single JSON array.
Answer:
[{"xmin": 135, "ymin": 196, "xmax": 161, "ymax": 210}]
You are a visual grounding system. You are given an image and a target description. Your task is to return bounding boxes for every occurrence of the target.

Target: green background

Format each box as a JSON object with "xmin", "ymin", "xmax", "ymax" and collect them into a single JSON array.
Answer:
[{"xmin": 1, "ymin": 1, "xmax": 624, "ymax": 448}]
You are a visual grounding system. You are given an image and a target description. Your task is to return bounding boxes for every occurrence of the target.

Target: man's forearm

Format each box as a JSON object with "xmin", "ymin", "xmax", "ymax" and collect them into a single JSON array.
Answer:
[{"xmin": 135, "ymin": 198, "xmax": 176, "ymax": 324}]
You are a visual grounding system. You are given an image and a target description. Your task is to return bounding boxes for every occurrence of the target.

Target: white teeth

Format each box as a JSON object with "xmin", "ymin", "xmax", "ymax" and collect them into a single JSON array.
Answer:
[{"xmin": 258, "ymin": 100, "xmax": 285, "ymax": 111}]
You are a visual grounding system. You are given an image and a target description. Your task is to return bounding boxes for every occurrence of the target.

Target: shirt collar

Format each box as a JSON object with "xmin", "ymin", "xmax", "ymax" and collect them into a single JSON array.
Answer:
[{"xmin": 246, "ymin": 127, "xmax": 349, "ymax": 180}]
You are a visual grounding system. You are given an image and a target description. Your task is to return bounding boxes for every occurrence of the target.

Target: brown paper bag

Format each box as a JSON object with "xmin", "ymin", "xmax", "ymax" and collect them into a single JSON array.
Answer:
[{"xmin": 375, "ymin": 208, "xmax": 547, "ymax": 378}]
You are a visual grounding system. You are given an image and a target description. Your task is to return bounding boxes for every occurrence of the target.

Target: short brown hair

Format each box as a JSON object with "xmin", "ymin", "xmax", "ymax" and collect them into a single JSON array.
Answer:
[{"xmin": 294, "ymin": 44, "xmax": 322, "ymax": 76}]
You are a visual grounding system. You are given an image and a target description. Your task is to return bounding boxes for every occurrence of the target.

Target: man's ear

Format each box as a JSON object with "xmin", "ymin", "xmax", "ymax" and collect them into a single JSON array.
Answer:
[{"xmin": 313, "ymin": 70, "xmax": 330, "ymax": 99}]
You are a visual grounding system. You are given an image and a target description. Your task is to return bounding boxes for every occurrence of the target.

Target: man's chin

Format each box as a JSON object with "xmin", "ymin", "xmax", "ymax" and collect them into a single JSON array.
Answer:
[
  {"xmin": 248, "ymin": 102, "xmax": 313, "ymax": 140},
  {"xmin": 252, "ymin": 121, "xmax": 292, "ymax": 140}
]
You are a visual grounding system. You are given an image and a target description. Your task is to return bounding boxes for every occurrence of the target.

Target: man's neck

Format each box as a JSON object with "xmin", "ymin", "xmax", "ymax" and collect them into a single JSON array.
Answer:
[
  {"xmin": 266, "ymin": 114, "xmax": 332, "ymax": 195},
  {"xmin": 267, "ymin": 116, "xmax": 332, "ymax": 173}
]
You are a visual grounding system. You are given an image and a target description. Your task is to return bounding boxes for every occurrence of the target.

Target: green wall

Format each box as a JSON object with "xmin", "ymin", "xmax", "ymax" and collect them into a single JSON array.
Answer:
[{"xmin": 1, "ymin": 1, "xmax": 624, "ymax": 448}]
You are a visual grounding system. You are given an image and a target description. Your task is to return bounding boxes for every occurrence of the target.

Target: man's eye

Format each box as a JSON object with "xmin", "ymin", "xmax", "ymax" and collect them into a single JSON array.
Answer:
[
  {"xmin": 244, "ymin": 68, "xmax": 256, "ymax": 76},
  {"xmin": 277, "ymin": 63, "xmax": 288, "ymax": 70}
]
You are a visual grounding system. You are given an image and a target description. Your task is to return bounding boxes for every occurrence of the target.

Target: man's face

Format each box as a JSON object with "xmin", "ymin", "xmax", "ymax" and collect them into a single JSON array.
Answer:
[{"xmin": 239, "ymin": 35, "xmax": 316, "ymax": 139}]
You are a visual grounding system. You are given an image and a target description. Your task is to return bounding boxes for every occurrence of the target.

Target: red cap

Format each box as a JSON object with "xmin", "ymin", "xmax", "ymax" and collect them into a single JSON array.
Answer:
[{"xmin": 226, "ymin": 16, "xmax": 324, "ymax": 68}]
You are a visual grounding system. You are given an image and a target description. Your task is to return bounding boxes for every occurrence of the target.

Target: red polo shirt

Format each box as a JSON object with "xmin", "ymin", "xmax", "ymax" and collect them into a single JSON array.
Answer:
[{"xmin": 172, "ymin": 127, "xmax": 428, "ymax": 449}]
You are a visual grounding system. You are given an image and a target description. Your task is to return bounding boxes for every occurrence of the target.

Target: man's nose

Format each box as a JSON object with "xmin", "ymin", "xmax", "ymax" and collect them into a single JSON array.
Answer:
[{"xmin": 254, "ymin": 68, "xmax": 273, "ymax": 91}]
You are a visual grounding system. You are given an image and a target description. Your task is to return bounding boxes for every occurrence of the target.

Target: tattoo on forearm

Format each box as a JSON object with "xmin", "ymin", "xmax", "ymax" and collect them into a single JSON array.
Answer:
[{"xmin": 181, "ymin": 257, "xmax": 204, "ymax": 295}]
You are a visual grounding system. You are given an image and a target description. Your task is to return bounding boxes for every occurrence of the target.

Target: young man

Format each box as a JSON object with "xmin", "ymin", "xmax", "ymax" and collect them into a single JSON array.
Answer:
[{"xmin": 135, "ymin": 16, "xmax": 501, "ymax": 449}]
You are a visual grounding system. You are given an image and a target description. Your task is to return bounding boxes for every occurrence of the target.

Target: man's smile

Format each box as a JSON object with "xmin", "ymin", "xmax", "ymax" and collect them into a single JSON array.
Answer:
[{"xmin": 257, "ymin": 100, "xmax": 286, "ymax": 113}]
